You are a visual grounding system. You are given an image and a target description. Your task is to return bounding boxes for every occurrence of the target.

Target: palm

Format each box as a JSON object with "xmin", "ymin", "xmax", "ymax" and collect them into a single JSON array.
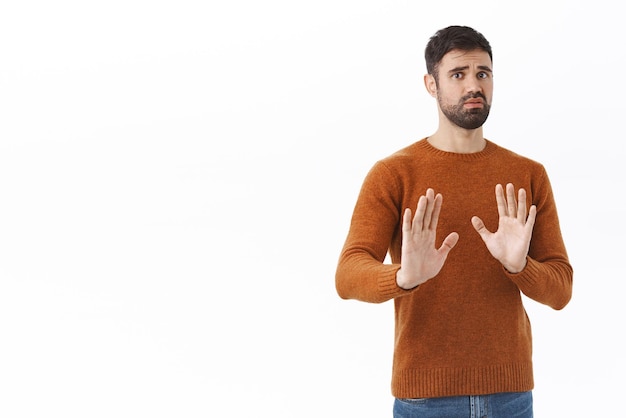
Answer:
[
  {"xmin": 472, "ymin": 184, "xmax": 536, "ymax": 273},
  {"xmin": 397, "ymin": 189, "xmax": 459, "ymax": 289},
  {"xmin": 402, "ymin": 222, "xmax": 450, "ymax": 280}
]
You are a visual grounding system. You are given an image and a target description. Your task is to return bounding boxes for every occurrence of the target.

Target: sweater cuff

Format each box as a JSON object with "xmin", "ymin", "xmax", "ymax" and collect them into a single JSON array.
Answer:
[
  {"xmin": 504, "ymin": 256, "xmax": 540, "ymax": 288},
  {"xmin": 378, "ymin": 264, "xmax": 414, "ymax": 299}
]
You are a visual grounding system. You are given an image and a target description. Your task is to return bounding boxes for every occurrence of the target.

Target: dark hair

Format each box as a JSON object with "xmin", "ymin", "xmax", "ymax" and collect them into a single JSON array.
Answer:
[{"xmin": 425, "ymin": 26, "xmax": 492, "ymax": 80}]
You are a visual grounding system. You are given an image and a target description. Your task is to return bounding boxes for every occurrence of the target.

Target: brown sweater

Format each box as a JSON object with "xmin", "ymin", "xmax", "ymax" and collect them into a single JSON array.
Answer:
[{"xmin": 336, "ymin": 138, "xmax": 573, "ymax": 398}]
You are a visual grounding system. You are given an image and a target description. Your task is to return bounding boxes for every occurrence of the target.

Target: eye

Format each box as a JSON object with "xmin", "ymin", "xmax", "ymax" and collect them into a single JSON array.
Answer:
[
  {"xmin": 452, "ymin": 73, "xmax": 462, "ymax": 79},
  {"xmin": 478, "ymin": 72, "xmax": 490, "ymax": 79}
]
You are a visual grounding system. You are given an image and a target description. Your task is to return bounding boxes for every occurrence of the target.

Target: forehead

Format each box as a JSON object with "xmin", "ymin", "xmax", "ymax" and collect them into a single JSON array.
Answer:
[{"xmin": 439, "ymin": 49, "xmax": 492, "ymax": 71}]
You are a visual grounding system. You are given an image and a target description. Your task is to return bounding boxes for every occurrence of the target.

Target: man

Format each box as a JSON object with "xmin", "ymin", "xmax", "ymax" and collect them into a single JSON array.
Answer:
[{"xmin": 335, "ymin": 25, "xmax": 573, "ymax": 417}]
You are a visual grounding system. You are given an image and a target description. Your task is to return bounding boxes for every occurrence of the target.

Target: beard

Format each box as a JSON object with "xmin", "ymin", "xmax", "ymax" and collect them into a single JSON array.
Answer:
[{"xmin": 439, "ymin": 93, "xmax": 491, "ymax": 130}]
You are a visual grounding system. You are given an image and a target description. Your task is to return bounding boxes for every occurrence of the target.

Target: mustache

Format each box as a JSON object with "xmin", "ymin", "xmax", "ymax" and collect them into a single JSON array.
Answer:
[{"xmin": 461, "ymin": 92, "xmax": 487, "ymax": 102}]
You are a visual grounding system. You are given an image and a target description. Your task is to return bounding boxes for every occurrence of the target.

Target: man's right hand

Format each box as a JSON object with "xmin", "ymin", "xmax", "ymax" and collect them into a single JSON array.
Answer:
[{"xmin": 396, "ymin": 188, "xmax": 459, "ymax": 290}]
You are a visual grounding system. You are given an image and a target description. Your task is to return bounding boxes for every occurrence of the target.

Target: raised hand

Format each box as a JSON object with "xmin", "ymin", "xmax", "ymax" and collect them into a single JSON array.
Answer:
[
  {"xmin": 396, "ymin": 188, "xmax": 459, "ymax": 289},
  {"xmin": 471, "ymin": 183, "xmax": 537, "ymax": 273}
]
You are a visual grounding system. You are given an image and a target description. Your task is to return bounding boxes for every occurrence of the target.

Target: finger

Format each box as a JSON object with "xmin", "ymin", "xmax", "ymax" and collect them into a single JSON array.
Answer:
[
  {"xmin": 421, "ymin": 188, "xmax": 436, "ymax": 230},
  {"xmin": 402, "ymin": 208, "xmax": 412, "ymax": 235},
  {"xmin": 525, "ymin": 205, "xmax": 537, "ymax": 233},
  {"xmin": 506, "ymin": 183, "xmax": 517, "ymax": 217},
  {"xmin": 495, "ymin": 184, "xmax": 507, "ymax": 217},
  {"xmin": 439, "ymin": 231, "xmax": 459, "ymax": 253},
  {"xmin": 413, "ymin": 195, "xmax": 427, "ymax": 231},
  {"xmin": 471, "ymin": 215, "xmax": 490, "ymax": 241},
  {"xmin": 429, "ymin": 193, "xmax": 443, "ymax": 230},
  {"xmin": 517, "ymin": 188, "xmax": 527, "ymax": 222}
]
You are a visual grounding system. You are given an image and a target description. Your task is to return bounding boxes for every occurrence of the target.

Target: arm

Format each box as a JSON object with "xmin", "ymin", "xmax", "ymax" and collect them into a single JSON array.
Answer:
[
  {"xmin": 472, "ymin": 177, "xmax": 573, "ymax": 310},
  {"xmin": 335, "ymin": 163, "xmax": 458, "ymax": 303},
  {"xmin": 335, "ymin": 162, "xmax": 403, "ymax": 303}
]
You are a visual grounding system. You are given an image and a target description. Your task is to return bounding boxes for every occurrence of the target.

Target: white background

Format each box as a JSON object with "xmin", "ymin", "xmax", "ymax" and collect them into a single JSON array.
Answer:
[{"xmin": 0, "ymin": 1, "xmax": 623, "ymax": 417}]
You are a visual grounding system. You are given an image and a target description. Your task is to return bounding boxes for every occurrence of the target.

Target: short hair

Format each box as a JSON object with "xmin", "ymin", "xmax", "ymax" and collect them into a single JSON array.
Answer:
[{"xmin": 425, "ymin": 26, "xmax": 492, "ymax": 80}]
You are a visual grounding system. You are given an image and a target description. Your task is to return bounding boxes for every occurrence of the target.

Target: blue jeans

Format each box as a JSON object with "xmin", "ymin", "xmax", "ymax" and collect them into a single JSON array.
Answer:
[{"xmin": 393, "ymin": 391, "xmax": 533, "ymax": 418}]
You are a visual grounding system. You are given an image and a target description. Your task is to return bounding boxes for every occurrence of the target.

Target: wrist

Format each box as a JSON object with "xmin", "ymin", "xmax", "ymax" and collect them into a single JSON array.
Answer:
[
  {"xmin": 396, "ymin": 268, "xmax": 418, "ymax": 290},
  {"xmin": 504, "ymin": 257, "xmax": 527, "ymax": 274}
]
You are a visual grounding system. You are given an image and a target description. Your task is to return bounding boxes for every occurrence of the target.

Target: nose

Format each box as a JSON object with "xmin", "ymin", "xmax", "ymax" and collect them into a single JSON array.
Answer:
[{"xmin": 464, "ymin": 77, "xmax": 482, "ymax": 94}]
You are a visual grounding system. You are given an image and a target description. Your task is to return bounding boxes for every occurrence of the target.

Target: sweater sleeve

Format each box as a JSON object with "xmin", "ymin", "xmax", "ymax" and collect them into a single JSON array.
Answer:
[
  {"xmin": 504, "ymin": 166, "xmax": 573, "ymax": 310},
  {"xmin": 335, "ymin": 161, "xmax": 410, "ymax": 303}
]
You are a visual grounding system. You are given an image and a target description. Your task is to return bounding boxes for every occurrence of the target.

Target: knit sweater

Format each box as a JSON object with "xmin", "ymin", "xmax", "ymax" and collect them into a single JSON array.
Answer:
[{"xmin": 335, "ymin": 138, "xmax": 573, "ymax": 398}]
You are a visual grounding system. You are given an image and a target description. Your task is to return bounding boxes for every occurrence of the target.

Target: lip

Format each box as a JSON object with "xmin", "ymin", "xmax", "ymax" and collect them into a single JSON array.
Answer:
[{"xmin": 464, "ymin": 99, "xmax": 484, "ymax": 108}]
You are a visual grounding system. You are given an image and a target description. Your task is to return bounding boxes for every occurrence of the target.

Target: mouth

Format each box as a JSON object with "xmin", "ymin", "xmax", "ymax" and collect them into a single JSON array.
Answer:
[{"xmin": 463, "ymin": 99, "xmax": 484, "ymax": 108}]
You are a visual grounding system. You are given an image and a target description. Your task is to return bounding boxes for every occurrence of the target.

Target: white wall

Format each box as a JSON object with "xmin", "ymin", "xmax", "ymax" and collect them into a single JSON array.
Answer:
[{"xmin": 0, "ymin": 1, "xmax": 622, "ymax": 416}]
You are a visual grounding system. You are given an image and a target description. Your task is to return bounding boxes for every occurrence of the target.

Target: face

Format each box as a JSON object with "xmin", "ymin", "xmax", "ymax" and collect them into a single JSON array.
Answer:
[{"xmin": 426, "ymin": 49, "xmax": 493, "ymax": 130}]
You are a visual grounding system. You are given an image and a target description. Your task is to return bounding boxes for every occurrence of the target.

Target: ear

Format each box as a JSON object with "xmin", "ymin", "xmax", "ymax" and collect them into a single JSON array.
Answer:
[{"xmin": 424, "ymin": 74, "xmax": 437, "ymax": 97}]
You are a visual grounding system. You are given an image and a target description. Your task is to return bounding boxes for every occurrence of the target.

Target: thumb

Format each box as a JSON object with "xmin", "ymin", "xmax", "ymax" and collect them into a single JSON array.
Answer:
[
  {"xmin": 439, "ymin": 232, "xmax": 459, "ymax": 254},
  {"xmin": 471, "ymin": 216, "xmax": 490, "ymax": 240}
]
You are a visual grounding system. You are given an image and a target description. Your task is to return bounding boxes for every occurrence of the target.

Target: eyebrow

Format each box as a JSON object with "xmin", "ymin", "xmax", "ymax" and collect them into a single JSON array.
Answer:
[{"xmin": 448, "ymin": 65, "xmax": 493, "ymax": 74}]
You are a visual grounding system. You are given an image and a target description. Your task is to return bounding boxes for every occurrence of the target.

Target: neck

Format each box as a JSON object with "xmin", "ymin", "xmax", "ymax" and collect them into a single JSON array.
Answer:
[{"xmin": 427, "ymin": 124, "xmax": 486, "ymax": 153}]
